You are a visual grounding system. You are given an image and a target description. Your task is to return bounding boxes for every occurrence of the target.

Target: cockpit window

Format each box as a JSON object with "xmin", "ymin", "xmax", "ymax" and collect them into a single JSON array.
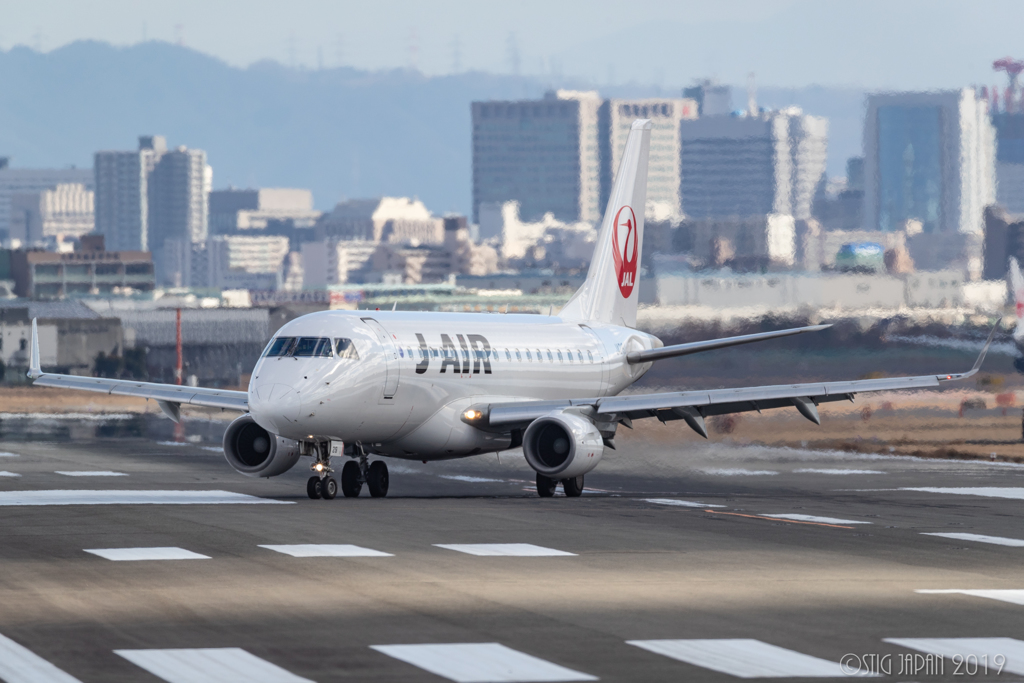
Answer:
[
  {"xmin": 335, "ymin": 338, "xmax": 359, "ymax": 360},
  {"xmin": 264, "ymin": 337, "xmax": 296, "ymax": 357},
  {"xmin": 264, "ymin": 336, "xmax": 335, "ymax": 358},
  {"xmin": 292, "ymin": 337, "xmax": 325, "ymax": 357}
]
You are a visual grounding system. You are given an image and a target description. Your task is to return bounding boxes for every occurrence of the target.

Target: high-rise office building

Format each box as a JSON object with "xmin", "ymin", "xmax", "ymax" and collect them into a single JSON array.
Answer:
[
  {"xmin": 9, "ymin": 183, "xmax": 94, "ymax": 244},
  {"xmin": 599, "ymin": 98, "xmax": 697, "ymax": 217},
  {"xmin": 0, "ymin": 160, "xmax": 93, "ymax": 241},
  {"xmin": 679, "ymin": 107, "xmax": 828, "ymax": 221},
  {"xmin": 472, "ymin": 90, "xmax": 602, "ymax": 224},
  {"xmin": 992, "ymin": 112, "xmax": 1024, "ymax": 214},
  {"xmin": 94, "ymin": 136, "xmax": 165, "ymax": 252},
  {"xmin": 863, "ymin": 89, "xmax": 995, "ymax": 236},
  {"xmin": 149, "ymin": 147, "xmax": 210, "ymax": 248}
]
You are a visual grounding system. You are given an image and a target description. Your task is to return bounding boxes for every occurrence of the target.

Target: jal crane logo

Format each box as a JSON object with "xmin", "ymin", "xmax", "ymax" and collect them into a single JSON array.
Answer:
[{"xmin": 611, "ymin": 205, "xmax": 638, "ymax": 298}]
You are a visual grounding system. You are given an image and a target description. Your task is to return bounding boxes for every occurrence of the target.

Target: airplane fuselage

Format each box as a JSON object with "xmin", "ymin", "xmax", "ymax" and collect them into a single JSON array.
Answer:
[{"xmin": 248, "ymin": 310, "xmax": 658, "ymax": 459}]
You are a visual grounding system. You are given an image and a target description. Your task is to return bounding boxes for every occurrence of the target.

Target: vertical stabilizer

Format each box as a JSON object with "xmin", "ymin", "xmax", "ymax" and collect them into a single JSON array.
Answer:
[
  {"xmin": 1011, "ymin": 257, "xmax": 1024, "ymax": 341},
  {"xmin": 560, "ymin": 119, "xmax": 651, "ymax": 327}
]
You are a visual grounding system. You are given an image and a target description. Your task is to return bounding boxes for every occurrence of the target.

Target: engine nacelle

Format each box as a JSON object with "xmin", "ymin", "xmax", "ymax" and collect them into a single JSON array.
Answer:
[
  {"xmin": 222, "ymin": 414, "xmax": 301, "ymax": 478},
  {"xmin": 522, "ymin": 411, "xmax": 604, "ymax": 479}
]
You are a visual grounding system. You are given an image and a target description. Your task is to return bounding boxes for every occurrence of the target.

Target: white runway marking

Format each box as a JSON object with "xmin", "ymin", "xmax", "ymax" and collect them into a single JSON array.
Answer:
[
  {"xmin": 627, "ymin": 639, "xmax": 854, "ymax": 678},
  {"xmin": 0, "ymin": 631, "xmax": 83, "ymax": 682},
  {"xmin": 923, "ymin": 532, "xmax": 1024, "ymax": 547},
  {"xmin": 259, "ymin": 544, "xmax": 393, "ymax": 557},
  {"xmin": 55, "ymin": 471, "xmax": 128, "ymax": 477},
  {"xmin": 0, "ymin": 451, "xmax": 19, "ymax": 457},
  {"xmin": 0, "ymin": 471, "xmax": 21, "ymax": 477},
  {"xmin": 85, "ymin": 547, "xmax": 211, "ymax": 561},
  {"xmin": 794, "ymin": 468, "xmax": 885, "ymax": 475},
  {"xmin": 884, "ymin": 638, "xmax": 1024, "ymax": 675},
  {"xmin": 440, "ymin": 475, "xmax": 506, "ymax": 483},
  {"xmin": 370, "ymin": 642, "xmax": 596, "ymax": 682},
  {"xmin": 899, "ymin": 487, "xmax": 1024, "ymax": 500},
  {"xmin": 916, "ymin": 589, "xmax": 1024, "ymax": 606},
  {"xmin": 200, "ymin": 447, "xmax": 222, "ymax": 453},
  {"xmin": 643, "ymin": 498, "xmax": 726, "ymax": 508},
  {"xmin": 0, "ymin": 490, "xmax": 292, "ymax": 506},
  {"xmin": 156, "ymin": 441, "xmax": 191, "ymax": 447},
  {"xmin": 115, "ymin": 647, "xmax": 314, "ymax": 683},
  {"xmin": 700, "ymin": 468, "xmax": 779, "ymax": 476},
  {"xmin": 761, "ymin": 514, "xmax": 871, "ymax": 525},
  {"xmin": 435, "ymin": 543, "xmax": 576, "ymax": 557}
]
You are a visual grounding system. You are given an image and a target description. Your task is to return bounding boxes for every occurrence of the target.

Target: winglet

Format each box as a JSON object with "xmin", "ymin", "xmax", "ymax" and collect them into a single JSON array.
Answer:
[
  {"xmin": 941, "ymin": 320, "xmax": 999, "ymax": 381},
  {"xmin": 28, "ymin": 318, "xmax": 41, "ymax": 379}
]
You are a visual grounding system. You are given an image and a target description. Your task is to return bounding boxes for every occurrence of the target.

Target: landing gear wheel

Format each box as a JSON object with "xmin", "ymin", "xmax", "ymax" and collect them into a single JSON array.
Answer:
[
  {"xmin": 321, "ymin": 477, "xmax": 338, "ymax": 499},
  {"xmin": 562, "ymin": 475, "xmax": 585, "ymax": 497},
  {"xmin": 536, "ymin": 473, "xmax": 557, "ymax": 497},
  {"xmin": 306, "ymin": 476, "xmax": 322, "ymax": 499},
  {"xmin": 341, "ymin": 461, "xmax": 362, "ymax": 498},
  {"xmin": 367, "ymin": 460, "xmax": 389, "ymax": 498}
]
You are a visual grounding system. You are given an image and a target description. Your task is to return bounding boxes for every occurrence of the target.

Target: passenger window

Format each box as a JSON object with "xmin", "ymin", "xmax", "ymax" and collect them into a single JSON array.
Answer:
[
  {"xmin": 556, "ymin": 351, "xmax": 563, "ymax": 361},
  {"xmin": 264, "ymin": 337, "xmax": 296, "ymax": 357},
  {"xmin": 515, "ymin": 349, "xmax": 522, "ymax": 361},
  {"xmin": 335, "ymin": 338, "xmax": 360, "ymax": 360},
  {"xmin": 587, "ymin": 350, "xmax": 594, "ymax": 362},
  {"xmin": 526, "ymin": 350, "xmax": 532, "ymax": 361},
  {"xmin": 577, "ymin": 350, "xmax": 584, "ymax": 362},
  {"xmin": 547, "ymin": 350, "xmax": 553, "ymax": 361},
  {"xmin": 567, "ymin": 350, "xmax": 573, "ymax": 363},
  {"xmin": 505, "ymin": 349, "xmax": 512, "ymax": 361}
]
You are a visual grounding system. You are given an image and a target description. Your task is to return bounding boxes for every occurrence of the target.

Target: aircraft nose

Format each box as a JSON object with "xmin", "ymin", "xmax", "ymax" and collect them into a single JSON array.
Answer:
[{"xmin": 250, "ymin": 383, "xmax": 301, "ymax": 431}]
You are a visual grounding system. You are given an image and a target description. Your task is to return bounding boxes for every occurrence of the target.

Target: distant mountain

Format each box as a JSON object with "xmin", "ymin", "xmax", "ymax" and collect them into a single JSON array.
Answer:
[{"xmin": 0, "ymin": 41, "xmax": 864, "ymax": 215}]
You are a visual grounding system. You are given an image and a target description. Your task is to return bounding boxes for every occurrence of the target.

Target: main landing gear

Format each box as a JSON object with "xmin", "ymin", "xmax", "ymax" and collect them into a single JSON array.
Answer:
[
  {"xmin": 307, "ymin": 442, "xmax": 389, "ymax": 499},
  {"xmin": 536, "ymin": 473, "xmax": 585, "ymax": 498}
]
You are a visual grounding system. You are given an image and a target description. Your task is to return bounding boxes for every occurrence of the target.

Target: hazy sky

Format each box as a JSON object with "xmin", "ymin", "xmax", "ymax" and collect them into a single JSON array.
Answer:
[{"xmin": 2, "ymin": 0, "xmax": 1024, "ymax": 89}]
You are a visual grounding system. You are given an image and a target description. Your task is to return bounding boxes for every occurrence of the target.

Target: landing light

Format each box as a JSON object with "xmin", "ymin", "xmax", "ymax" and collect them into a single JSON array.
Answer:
[
  {"xmin": 315, "ymin": 463, "xmax": 324, "ymax": 472},
  {"xmin": 463, "ymin": 409, "xmax": 483, "ymax": 421}
]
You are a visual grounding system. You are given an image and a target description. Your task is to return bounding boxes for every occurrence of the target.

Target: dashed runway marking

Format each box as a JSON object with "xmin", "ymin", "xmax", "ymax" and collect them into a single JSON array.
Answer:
[
  {"xmin": 370, "ymin": 642, "xmax": 596, "ymax": 682},
  {"xmin": 0, "ymin": 490, "xmax": 292, "ymax": 506},
  {"xmin": 884, "ymin": 638, "xmax": 1024, "ymax": 675},
  {"xmin": 627, "ymin": 639, "xmax": 853, "ymax": 678},
  {"xmin": 0, "ymin": 471, "xmax": 21, "ymax": 477},
  {"xmin": 55, "ymin": 471, "xmax": 128, "ymax": 477},
  {"xmin": 440, "ymin": 475, "xmax": 506, "ymax": 483},
  {"xmin": 259, "ymin": 544, "xmax": 393, "ymax": 557},
  {"xmin": 794, "ymin": 468, "xmax": 885, "ymax": 475},
  {"xmin": 643, "ymin": 498, "xmax": 727, "ymax": 508},
  {"xmin": 434, "ymin": 543, "xmax": 576, "ymax": 557},
  {"xmin": 85, "ymin": 547, "xmax": 210, "ymax": 561},
  {"xmin": 761, "ymin": 514, "xmax": 871, "ymax": 525},
  {"xmin": 0, "ymin": 631, "xmax": 83, "ymax": 683},
  {"xmin": 115, "ymin": 647, "xmax": 314, "ymax": 683},
  {"xmin": 916, "ymin": 589, "xmax": 1024, "ymax": 606},
  {"xmin": 922, "ymin": 532, "xmax": 1024, "ymax": 547},
  {"xmin": 899, "ymin": 487, "xmax": 1024, "ymax": 500},
  {"xmin": 699, "ymin": 468, "xmax": 778, "ymax": 476},
  {"xmin": 0, "ymin": 451, "xmax": 19, "ymax": 457}
]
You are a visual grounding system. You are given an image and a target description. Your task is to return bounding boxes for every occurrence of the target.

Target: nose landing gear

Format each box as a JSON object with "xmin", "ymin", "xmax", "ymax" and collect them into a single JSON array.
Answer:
[{"xmin": 307, "ymin": 441, "xmax": 336, "ymax": 500}]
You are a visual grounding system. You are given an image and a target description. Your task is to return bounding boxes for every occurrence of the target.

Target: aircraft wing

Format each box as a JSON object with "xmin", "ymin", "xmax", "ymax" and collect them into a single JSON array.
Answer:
[
  {"xmin": 470, "ymin": 324, "xmax": 997, "ymax": 437},
  {"xmin": 27, "ymin": 319, "xmax": 247, "ymax": 420}
]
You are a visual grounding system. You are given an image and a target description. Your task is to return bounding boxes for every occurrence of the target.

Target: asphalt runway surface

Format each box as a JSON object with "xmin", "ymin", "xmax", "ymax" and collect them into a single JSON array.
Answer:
[{"xmin": 1, "ymin": 414, "xmax": 1024, "ymax": 682}]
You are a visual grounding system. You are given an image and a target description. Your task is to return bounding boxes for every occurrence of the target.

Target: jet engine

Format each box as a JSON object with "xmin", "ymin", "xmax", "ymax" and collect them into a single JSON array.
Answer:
[
  {"xmin": 222, "ymin": 414, "xmax": 301, "ymax": 478},
  {"xmin": 522, "ymin": 411, "xmax": 604, "ymax": 479}
]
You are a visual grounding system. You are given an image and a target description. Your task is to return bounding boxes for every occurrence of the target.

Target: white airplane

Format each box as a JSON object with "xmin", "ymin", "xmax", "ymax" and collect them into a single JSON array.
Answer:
[{"xmin": 27, "ymin": 120, "xmax": 994, "ymax": 500}]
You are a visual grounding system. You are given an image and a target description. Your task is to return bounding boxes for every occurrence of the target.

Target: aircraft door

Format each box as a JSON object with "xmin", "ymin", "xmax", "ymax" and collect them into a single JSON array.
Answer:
[
  {"xmin": 579, "ymin": 324, "xmax": 609, "ymax": 393},
  {"xmin": 361, "ymin": 318, "xmax": 400, "ymax": 400}
]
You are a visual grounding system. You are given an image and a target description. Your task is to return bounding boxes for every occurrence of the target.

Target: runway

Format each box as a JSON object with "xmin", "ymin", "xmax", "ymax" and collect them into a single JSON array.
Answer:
[{"xmin": 1, "ymin": 414, "xmax": 1023, "ymax": 681}]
